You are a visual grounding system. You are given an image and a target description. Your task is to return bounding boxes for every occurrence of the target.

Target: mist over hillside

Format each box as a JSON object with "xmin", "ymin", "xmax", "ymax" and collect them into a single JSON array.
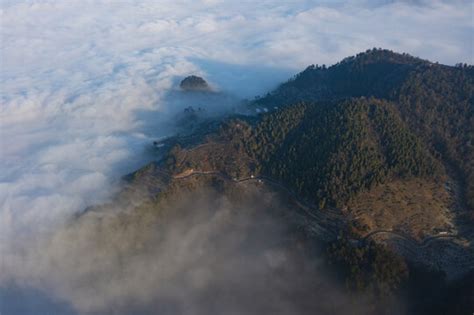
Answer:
[{"xmin": 1, "ymin": 1, "xmax": 473, "ymax": 314}]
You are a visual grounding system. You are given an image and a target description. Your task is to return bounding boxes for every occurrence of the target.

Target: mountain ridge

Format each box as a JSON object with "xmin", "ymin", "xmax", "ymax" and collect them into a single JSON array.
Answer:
[
  {"xmin": 249, "ymin": 48, "xmax": 474, "ymax": 211},
  {"xmin": 117, "ymin": 48, "xmax": 474, "ymax": 314}
]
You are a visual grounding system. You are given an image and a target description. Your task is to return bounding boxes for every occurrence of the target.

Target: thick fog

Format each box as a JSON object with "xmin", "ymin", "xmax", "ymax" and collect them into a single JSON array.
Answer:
[
  {"xmin": 0, "ymin": 0, "xmax": 471, "ymax": 314},
  {"xmin": 1, "ymin": 189, "xmax": 385, "ymax": 315}
]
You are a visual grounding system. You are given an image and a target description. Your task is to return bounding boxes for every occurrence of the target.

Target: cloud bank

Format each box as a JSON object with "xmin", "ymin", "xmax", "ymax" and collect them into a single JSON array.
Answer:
[{"xmin": 0, "ymin": 0, "xmax": 472, "ymax": 313}]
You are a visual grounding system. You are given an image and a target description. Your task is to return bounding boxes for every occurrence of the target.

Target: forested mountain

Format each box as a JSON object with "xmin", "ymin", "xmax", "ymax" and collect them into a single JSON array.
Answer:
[
  {"xmin": 146, "ymin": 49, "xmax": 474, "ymax": 314},
  {"xmin": 255, "ymin": 48, "xmax": 428, "ymax": 106},
  {"xmin": 251, "ymin": 48, "xmax": 474, "ymax": 211},
  {"xmin": 163, "ymin": 49, "xmax": 473, "ymax": 229},
  {"xmin": 239, "ymin": 98, "xmax": 442, "ymax": 208},
  {"xmin": 395, "ymin": 65, "xmax": 474, "ymax": 210}
]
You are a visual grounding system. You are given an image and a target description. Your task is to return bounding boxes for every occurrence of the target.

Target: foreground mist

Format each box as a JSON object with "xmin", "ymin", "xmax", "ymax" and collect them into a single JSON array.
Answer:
[{"xmin": 0, "ymin": 187, "xmax": 381, "ymax": 315}]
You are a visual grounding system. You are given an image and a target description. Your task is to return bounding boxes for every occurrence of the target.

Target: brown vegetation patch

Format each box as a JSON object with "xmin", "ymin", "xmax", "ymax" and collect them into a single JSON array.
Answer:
[
  {"xmin": 167, "ymin": 140, "xmax": 255, "ymax": 179},
  {"xmin": 346, "ymin": 178, "xmax": 454, "ymax": 240}
]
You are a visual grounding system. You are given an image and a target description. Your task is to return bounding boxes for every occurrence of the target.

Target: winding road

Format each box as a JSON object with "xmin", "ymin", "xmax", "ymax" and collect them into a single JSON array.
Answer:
[
  {"xmin": 136, "ymin": 167, "xmax": 474, "ymax": 276},
  {"xmin": 172, "ymin": 169, "xmax": 466, "ymax": 240}
]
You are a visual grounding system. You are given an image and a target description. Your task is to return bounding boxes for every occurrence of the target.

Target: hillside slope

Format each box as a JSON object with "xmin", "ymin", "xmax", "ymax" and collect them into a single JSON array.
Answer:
[
  {"xmin": 241, "ymin": 98, "xmax": 442, "ymax": 209},
  {"xmin": 158, "ymin": 49, "xmax": 473, "ymax": 248},
  {"xmin": 253, "ymin": 48, "xmax": 474, "ymax": 212},
  {"xmin": 119, "ymin": 49, "xmax": 474, "ymax": 313}
]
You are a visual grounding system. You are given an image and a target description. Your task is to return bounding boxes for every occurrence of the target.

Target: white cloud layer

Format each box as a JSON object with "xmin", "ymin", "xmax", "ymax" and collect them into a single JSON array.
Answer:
[{"xmin": 0, "ymin": 0, "xmax": 472, "ymax": 310}]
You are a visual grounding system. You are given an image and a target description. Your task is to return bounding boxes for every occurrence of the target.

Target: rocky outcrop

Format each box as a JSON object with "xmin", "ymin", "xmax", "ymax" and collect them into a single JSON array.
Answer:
[{"xmin": 179, "ymin": 75, "xmax": 210, "ymax": 91}]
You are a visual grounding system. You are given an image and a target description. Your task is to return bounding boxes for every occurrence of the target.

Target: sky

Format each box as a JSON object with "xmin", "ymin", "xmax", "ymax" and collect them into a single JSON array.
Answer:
[{"xmin": 0, "ymin": 0, "xmax": 473, "ymax": 312}]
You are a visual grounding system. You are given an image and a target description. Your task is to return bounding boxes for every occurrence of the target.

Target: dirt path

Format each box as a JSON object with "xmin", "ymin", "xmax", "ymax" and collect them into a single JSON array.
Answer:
[
  {"xmin": 164, "ymin": 168, "xmax": 474, "ymax": 276},
  {"xmin": 444, "ymin": 161, "xmax": 474, "ymax": 239},
  {"xmin": 171, "ymin": 170, "xmax": 464, "ymax": 242}
]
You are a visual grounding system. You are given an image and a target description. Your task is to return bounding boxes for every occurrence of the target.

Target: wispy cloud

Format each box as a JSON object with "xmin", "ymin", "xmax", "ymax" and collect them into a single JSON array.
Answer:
[{"xmin": 1, "ymin": 190, "xmax": 375, "ymax": 314}]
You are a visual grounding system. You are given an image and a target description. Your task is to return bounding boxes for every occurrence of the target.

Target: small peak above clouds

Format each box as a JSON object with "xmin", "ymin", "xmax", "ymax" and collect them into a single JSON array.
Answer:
[{"xmin": 180, "ymin": 75, "xmax": 212, "ymax": 92}]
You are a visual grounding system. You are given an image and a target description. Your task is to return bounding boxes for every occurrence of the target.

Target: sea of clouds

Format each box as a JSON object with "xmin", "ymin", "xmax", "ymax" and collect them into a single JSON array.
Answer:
[{"xmin": 0, "ymin": 0, "xmax": 472, "ymax": 313}]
